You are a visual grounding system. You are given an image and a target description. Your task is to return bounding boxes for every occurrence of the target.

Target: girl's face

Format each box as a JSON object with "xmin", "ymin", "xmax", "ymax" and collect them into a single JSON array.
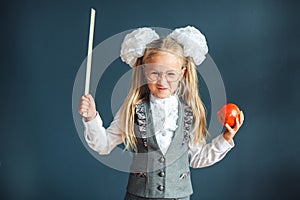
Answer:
[{"xmin": 143, "ymin": 53, "xmax": 185, "ymax": 99}]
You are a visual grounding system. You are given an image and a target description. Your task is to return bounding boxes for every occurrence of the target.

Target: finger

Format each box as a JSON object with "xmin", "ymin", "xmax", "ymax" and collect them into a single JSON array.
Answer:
[
  {"xmin": 237, "ymin": 111, "xmax": 244, "ymax": 128},
  {"xmin": 81, "ymin": 100, "xmax": 89, "ymax": 107},
  {"xmin": 78, "ymin": 103, "xmax": 88, "ymax": 113},
  {"xmin": 240, "ymin": 111, "xmax": 245, "ymax": 124},
  {"xmin": 81, "ymin": 97, "xmax": 92, "ymax": 106},
  {"xmin": 79, "ymin": 106, "xmax": 88, "ymax": 112},
  {"xmin": 80, "ymin": 104, "xmax": 89, "ymax": 110},
  {"xmin": 225, "ymin": 123, "xmax": 233, "ymax": 133},
  {"xmin": 81, "ymin": 96, "xmax": 90, "ymax": 103},
  {"xmin": 83, "ymin": 112, "xmax": 88, "ymax": 118},
  {"xmin": 85, "ymin": 94, "xmax": 94, "ymax": 101},
  {"xmin": 79, "ymin": 108, "xmax": 88, "ymax": 116},
  {"xmin": 235, "ymin": 117, "xmax": 240, "ymax": 129}
]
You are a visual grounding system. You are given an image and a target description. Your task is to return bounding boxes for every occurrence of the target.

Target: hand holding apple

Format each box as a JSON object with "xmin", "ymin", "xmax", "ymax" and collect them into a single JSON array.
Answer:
[{"xmin": 217, "ymin": 103, "xmax": 245, "ymax": 141}]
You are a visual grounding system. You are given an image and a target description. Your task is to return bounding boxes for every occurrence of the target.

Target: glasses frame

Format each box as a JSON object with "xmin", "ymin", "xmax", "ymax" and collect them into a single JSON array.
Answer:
[{"xmin": 142, "ymin": 64, "xmax": 184, "ymax": 82}]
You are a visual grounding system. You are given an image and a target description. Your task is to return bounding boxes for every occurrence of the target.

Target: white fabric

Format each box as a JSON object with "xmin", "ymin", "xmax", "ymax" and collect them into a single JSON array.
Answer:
[
  {"xmin": 120, "ymin": 27, "xmax": 159, "ymax": 67},
  {"xmin": 120, "ymin": 26, "xmax": 208, "ymax": 67},
  {"xmin": 168, "ymin": 26, "xmax": 208, "ymax": 65},
  {"xmin": 83, "ymin": 104, "xmax": 235, "ymax": 168},
  {"xmin": 150, "ymin": 94, "xmax": 179, "ymax": 155}
]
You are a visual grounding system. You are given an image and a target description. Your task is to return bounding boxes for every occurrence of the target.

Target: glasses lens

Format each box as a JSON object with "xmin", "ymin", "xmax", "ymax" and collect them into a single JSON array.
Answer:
[
  {"xmin": 148, "ymin": 71, "xmax": 159, "ymax": 81},
  {"xmin": 166, "ymin": 71, "xmax": 179, "ymax": 82}
]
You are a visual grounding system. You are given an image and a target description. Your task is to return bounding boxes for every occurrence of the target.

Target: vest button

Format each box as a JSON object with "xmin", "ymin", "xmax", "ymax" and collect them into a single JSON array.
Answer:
[
  {"xmin": 159, "ymin": 157, "xmax": 165, "ymax": 163},
  {"xmin": 158, "ymin": 185, "xmax": 164, "ymax": 191},
  {"xmin": 159, "ymin": 171, "xmax": 165, "ymax": 177}
]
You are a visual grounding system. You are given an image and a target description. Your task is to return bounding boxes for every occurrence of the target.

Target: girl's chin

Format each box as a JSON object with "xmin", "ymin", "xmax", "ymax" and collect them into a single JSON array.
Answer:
[{"xmin": 152, "ymin": 90, "xmax": 173, "ymax": 99}]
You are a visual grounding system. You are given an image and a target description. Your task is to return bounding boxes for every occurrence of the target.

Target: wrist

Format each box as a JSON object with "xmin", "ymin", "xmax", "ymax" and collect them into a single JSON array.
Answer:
[
  {"xmin": 85, "ymin": 112, "xmax": 97, "ymax": 122},
  {"xmin": 223, "ymin": 132, "xmax": 232, "ymax": 142}
]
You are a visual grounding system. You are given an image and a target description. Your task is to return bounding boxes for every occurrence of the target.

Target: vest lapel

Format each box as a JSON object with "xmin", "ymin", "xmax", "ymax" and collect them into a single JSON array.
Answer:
[{"xmin": 144, "ymin": 100, "xmax": 162, "ymax": 153}]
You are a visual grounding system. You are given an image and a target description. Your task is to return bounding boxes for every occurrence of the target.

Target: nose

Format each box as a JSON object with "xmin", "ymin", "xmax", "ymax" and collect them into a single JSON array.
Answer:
[{"xmin": 157, "ymin": 73, "xmax": 168, "ymax": 83}]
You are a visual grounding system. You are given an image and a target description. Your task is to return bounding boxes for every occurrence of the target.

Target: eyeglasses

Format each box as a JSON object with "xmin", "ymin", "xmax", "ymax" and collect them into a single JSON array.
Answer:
[{"xmin": 143, "ymin": 64, "xmax": 182, "ymax": 82}]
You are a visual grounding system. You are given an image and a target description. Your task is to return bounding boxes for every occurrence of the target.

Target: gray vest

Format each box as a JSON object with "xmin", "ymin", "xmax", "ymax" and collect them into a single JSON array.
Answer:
[{"xmin": 126, "ymin": 99, "xmax": 194, "ymax": 198}]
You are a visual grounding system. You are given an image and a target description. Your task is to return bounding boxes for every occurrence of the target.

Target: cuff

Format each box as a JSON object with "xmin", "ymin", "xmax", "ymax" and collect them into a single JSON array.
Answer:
[
  {"xmin": 82, "ymin": 111, "xmax": 103, "ymax": 129},
  {"xmin": 217, "ymin": 134, "xmax": 235, "ymax": 149}
]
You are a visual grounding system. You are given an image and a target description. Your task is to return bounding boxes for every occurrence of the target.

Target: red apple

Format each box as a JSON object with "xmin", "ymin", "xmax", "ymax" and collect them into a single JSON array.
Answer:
[{"xmin": 217, "ymin": 103, "xmax": 241, "ymax": 127}]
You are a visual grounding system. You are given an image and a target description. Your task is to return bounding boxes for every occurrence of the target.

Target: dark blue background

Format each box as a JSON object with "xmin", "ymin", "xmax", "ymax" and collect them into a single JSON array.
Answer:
[{"xmin": 1, "ymin": 0, "xmax": 299, "ymax": 199}]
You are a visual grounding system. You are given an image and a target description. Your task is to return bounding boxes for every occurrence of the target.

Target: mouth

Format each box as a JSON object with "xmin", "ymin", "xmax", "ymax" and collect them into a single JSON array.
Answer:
[{"xmin": 157, "ymin": 87, "xmax": 168, "ymax": 91}]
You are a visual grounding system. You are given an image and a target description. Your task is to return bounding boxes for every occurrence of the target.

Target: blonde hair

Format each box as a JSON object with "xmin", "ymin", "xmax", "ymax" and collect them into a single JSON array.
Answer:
[{"xmin": 120, "ymin": 37, "xmax": 208, "ymax": 151}]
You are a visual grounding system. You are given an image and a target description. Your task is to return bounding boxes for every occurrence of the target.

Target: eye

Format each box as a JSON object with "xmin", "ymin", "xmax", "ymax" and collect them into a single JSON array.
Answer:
[
  {"xmin": 150, "ymin": 71, "xmax": 159, "ymax": 75},
  {"xmin": 167, "ymin": 71, "xmax": 177, "ymax": 76}
]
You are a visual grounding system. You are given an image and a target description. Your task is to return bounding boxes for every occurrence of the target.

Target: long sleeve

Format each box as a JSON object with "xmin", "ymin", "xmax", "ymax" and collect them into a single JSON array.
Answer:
[
  {"xmin": 82, "ymin": 110, "xmax": 123, "ymax": 155},
  {"xmin": 188, "ymin": 134, "xmax": 235, "ymax": 168}
]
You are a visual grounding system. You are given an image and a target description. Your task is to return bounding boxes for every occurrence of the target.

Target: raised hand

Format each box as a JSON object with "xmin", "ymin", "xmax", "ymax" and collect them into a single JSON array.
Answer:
[{"xmin": 78, "ymin": 94, "xmax": 97, "ymax": 121}]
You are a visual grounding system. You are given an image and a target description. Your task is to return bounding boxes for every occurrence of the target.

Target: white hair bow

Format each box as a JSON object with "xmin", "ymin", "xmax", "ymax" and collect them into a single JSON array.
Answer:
[{"xmin": 120, "ymin": 26, "xmax": 208, "ymax": 67}]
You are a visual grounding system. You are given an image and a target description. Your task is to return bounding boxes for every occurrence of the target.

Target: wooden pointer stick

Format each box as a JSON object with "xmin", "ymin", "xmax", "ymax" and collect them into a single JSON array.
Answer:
[{"xmin": 83, "ymin": 8, "xmax": 96, "ymax": 118}]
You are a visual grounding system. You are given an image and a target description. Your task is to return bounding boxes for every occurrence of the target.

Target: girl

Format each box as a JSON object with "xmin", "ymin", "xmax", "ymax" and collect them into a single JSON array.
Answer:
[{"xmin": 78, "ymin": 26, "xmax": 244, "ymax": 200}]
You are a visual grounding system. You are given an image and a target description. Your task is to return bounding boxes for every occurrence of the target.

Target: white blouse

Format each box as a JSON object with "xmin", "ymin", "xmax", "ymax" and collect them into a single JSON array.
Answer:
[
  {"xmin": 150, "ymin": 94, "xmax": 179, "ymax": 155},
  {"xmin": 83, "ymin": 96, "xmax": 235, "ymax": 168}
]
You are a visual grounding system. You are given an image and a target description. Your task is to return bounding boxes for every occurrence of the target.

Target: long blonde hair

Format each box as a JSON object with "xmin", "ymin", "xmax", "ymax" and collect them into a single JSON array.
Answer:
[{"xmin": 120, "ymin": 37, "xmax": 208, "ymax": 151}]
